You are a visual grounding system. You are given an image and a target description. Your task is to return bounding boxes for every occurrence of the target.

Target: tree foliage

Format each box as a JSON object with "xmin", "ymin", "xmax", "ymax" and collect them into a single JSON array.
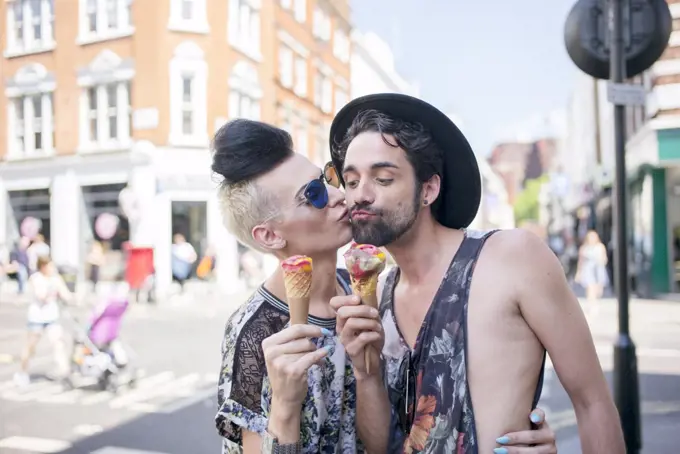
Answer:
[{"xmin": 513, "ymin": 175, "xmax": 549, "ymax": 224}]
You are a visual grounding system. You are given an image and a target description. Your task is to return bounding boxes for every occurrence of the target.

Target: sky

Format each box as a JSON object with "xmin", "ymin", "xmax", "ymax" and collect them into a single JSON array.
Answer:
[{"xmin": 351, "ymin": 0, "xmax": 581, "ymax": 157}]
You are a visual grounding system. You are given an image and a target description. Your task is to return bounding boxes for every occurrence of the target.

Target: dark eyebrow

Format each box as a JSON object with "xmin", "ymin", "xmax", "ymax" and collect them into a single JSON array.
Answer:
[{"xmin": 343, "ymin": 162, "xmax": 399, "ymax": 174}]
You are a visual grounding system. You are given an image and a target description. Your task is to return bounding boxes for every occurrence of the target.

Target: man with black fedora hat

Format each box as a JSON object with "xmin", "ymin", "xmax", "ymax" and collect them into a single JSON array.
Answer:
[{"xmin": 329, "ymin": 93, "xmax": 624, "ymax": 453}]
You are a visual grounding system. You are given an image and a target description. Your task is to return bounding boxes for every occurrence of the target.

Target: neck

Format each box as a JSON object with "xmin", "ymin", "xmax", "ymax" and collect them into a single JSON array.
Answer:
[
  {"xmin": 265, "ymin": 250, "xmax": 339, "ymax": 319},
  {"xmin": 385, "ymin": 214, "xmax": 464, "ymax": 286}
]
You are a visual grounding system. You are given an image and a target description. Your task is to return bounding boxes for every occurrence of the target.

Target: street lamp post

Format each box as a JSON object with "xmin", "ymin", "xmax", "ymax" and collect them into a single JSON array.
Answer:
[
  {"xmin": 609, "ymin": 1, "xmax": 641, "ymax": 452},
  {"xmin": 564, "ymin": 1, "xmax": 672, "ymax": 451}
]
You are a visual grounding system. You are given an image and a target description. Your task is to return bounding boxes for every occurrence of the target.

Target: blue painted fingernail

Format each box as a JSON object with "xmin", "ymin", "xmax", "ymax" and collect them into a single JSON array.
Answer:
[
  {"xmin": 321, "ymin": 328, "xmax": 334, "ymax": 337},
  {"xmin": 530, "ymin": 412, "xmax": 542, "ymax": 423},
  {"xmin": 323, "ymin": 345, "xmax": 334, "ymax": 355},
  {"xmin": 495, "ymin": 436, "xmax": 510, "ymax": 444},
  {"xmin": 493, "ymin": 448, "xmax": 508, "ymax": 454}
]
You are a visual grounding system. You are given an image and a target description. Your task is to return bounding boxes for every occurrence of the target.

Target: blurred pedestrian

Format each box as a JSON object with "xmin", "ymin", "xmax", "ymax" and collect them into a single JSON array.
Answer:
[
  {"xmin": 27, "ymin": 234, "xmax": 50, "ymax": 274},
  {"xmin": 86, "ymin": 240, "xmax": 105, "ymax": 293},
  {"xmin": 171, "ymin": 233, "xmax": 197, "ymax": 293},
  {"xmin": 14, "ymin": 256, "xmax": 73, "ymax": 386},
  {"xmin": 6, "ymin": 237, "xmax": 31, "ymax": 294},
  {"xmin": 575, "ymin": 230, "xmax": 608, "ymax": 316}
]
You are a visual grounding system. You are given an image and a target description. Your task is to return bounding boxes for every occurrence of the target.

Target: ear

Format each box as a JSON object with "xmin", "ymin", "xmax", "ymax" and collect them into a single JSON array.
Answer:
[
  {"xmin": 251, "ymin": 224, "xmax": 287, "ymax": 251},
  {"xmin": 421, "ymin": 174, "xmax": 441, "ymax": 206}
]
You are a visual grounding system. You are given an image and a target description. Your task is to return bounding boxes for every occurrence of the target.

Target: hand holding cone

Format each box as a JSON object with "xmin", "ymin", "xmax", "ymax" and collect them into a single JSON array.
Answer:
[
  {"xmin": 343, "ymin": 243, "xmax": 386, "ymax": 374},
  {"xmin": 282, "ymin": 255, "xmax": 313, "ymax": 325}
]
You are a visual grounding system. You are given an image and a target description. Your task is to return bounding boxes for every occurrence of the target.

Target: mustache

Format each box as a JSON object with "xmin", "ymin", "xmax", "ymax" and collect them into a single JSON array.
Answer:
[{"xmin": 349, "ymin": 204, "xmax": 383, "ymax": 217}]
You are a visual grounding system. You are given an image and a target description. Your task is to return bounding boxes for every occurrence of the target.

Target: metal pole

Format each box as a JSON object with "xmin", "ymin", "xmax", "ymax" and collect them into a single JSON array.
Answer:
[{"xmin": 610, "ymin": 0, "xmax": 641, "ymax": 451}]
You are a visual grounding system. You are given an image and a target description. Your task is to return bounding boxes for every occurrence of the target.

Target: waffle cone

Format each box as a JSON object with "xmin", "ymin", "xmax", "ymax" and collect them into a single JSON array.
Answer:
[
  {"xmin": 350, "ymin": 274, "xmax": 379, "ymax": 309},
  {"xmin": 283, "ymin": 270, "xmax": 312, "ymax": 325},
  {"xmin": 283, "ymin": 270, "xmax": 312, "ymax": 299}
]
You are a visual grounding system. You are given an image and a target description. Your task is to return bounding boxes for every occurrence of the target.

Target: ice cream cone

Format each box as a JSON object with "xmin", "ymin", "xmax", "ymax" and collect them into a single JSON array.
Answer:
[
  {"xmin": 281, "ymin": 255, "xmax": 313, "ymax": 325},
  {"xmin": 343, "ymin": 244, "xmax": 386, "ymax": 374}
]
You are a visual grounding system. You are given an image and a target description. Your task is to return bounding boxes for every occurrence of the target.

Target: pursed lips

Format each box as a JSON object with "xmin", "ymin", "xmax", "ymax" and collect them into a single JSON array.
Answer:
[{"xmin": 350, "ymin": 210, "xmax": 377, "ymax": 221}]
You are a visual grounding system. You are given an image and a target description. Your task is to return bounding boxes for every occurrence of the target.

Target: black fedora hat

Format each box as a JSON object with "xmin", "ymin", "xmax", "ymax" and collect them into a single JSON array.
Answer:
[{"xmin": 329, "ymin": 93, "xmax": 481, "ymax": 230}]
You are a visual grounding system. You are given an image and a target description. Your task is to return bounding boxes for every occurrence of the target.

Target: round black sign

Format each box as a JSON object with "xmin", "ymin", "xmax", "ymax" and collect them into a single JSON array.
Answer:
[{"xmin": 564, "ymin": 0, "xmax": 672, "ymax": 80}]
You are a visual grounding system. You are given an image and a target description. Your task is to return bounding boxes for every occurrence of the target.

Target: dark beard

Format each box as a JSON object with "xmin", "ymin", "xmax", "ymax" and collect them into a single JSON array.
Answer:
[{"xmin": 351, "ymin": 186, "xmax": 421, "ymax": 247}]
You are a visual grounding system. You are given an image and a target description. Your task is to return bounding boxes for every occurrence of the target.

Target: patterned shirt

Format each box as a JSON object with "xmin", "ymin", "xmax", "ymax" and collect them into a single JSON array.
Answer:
[
  {"xmin": 215, "ymin": 269, "xmax": 365, "ymax": 454},
  {"xmin": 379, "ymin": 230, "xmax": 546, "ymax": 453}
]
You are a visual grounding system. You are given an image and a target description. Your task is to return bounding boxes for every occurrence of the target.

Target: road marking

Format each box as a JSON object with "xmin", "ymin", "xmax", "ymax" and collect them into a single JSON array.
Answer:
[
  {"xmin": 110, "ymin": 373, "xmax": 199, "ymax": 409},
  {"xmin": 40, "ymin": 388, "xmax": 87, "ymax": 404},
  {"xmin": 73, "ymin": 424, "xmax": 104, "ymax": 436},
  {"xmin": 2, "ymin": 381, "xmax": 63, "ymax": 402},
  {"xmin": 550, "ymin": 400, "xmax": 680, "ymax": 432},
  {"xmin": 0, "ymin": 353, "xmax": 14, "ymax": 364},
  {"xmin": 80, "ymin": 390, "xmax": 115, "ymax": 405},
  {"xmin": 158, "ymin": 386, "xmax": 216, "ymax": 414},
  {"xmin": 0, "ymin": 371, "xmax": 217, "ymax": 413},
  {"xmin": 90, "ymin": 447, "xmax": 169, "ymax": 454},
  {"xmin": 108, "ymin": 371, "xmax": 176, "ymax": 408},
  {"xmin": 594, "ymin": 345, "xmax": 680, "ymax": 358},
  {"xmin": 0, "ymin": 436, "xmax": 72, "ymax": 453}
]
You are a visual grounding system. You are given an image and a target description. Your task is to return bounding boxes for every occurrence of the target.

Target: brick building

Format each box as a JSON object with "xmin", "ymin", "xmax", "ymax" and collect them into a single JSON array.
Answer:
[
  {"xmin": 0, "ymin": 0, "xmax": 351, "ymax": 294},
  {"xmin": 487, "ymin": 138, "xmax": 557, "ymax": 205}
]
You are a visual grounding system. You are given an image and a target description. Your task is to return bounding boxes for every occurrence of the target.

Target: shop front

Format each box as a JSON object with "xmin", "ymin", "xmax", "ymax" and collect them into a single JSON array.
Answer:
[
  {"xmin": 625, "ymin": 124, "xmax": 680, "ymax": 297},
  {"xmin": 81, "ymin": 183, "xmax": 131, "ymax": 282},
  {"xmin": 6, "ymin": 188, "xmax": 51, "ymax": 243}
]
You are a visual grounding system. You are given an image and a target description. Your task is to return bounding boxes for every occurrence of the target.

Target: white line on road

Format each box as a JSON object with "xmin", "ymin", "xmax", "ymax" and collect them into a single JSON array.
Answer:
[
  {"xmin": 80, "ymin": 390, "xmax": 115, "ymax": 405},
  {"xmin": 90, "ymin": 447, "xmax": 169, "ymax": 454},
  {"xmin": 110, "ymin": 373, "xmax": 199, "ymax": 409},
  {"xmin": 157, "ymin": 386, "xmax": 216, "ymax": 414},
  {"xmin": 40, "ymin": 387, "xmax": 87, "ymax": 404},
  {"xmin": 0, "ymin": 436, "xmax": 72, "ymax": 453},
  {"xmin": 2, "ymin": 381, "xmax": 63, "ymax": 402}
]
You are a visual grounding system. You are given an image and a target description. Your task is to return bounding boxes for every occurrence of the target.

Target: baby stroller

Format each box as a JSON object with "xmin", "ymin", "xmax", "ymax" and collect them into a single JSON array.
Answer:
[{"xmin": 63, "ymin": 294, "xmax": 139, "ymax": 392}]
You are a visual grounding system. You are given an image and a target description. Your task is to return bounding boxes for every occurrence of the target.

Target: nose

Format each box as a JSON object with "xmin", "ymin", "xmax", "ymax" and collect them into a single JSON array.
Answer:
[
  {"xmin": 327, "ymin": 185, "xmax": 346, "ymax": 208},
  {"xmin": 349, "ymin": 179, "xmax": 375, "ymax": 207}
]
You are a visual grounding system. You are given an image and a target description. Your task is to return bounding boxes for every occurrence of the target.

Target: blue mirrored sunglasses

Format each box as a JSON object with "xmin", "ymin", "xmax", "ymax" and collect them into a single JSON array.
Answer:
[{"xmin": 303, "ymin": 162, "xmax": 341, "ymax": 209}]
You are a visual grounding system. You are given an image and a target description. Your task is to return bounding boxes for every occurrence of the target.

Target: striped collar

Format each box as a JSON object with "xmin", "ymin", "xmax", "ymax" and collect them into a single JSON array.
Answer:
[{"xmin": 257, "ymin": 271, "xmax": 351, "ymax": 329}]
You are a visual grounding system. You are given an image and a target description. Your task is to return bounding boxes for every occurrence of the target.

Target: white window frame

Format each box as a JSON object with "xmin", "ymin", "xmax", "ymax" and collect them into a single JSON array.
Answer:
[
  {"xmin": 279, "ymin": 46, "xmax": 294, "ymax": 89},
  {"xmin": 4, "ymin": 0, "xmax": 56, "ymax": 58},
  {"xmin": 313, "ymin": 60, "xmax": 334, "ymax": 114},
  {"xmin": 77, "ymin": 50, "xmax": 134, "ymax": 152},
  {"xmin": 228, "ymin": 60, "xmax": 263, "ymax": 120},
  {"xmin": 169, "ymin": 41, "xmax": 208, "ymax": 148},
  {"xmin": 322, "ymin": 77, "xmax": 333, "ymax": 114},
  {"xmin": 79, "ymin": 82, "xmax": 132, "ymax": 151},
  {"xmin": 334, "ymin": 87, "xmax": 347, "ymax": 115},
  {"xmin": 314, "ymin": 123, "xmax": 326, "ymax": 166},
  {"xmin": 77, "ymin": 0, "xmax": 134, "ymax": 45},
  {"xmin": 294, "ymin": 56, "xmax": 307, "ymax": 97},
  {"xmin": 168, "ymin": 0, "xmax": 209, "ymax": 34},
  {"xmin": 5, "ymin": 63, "xmax": 56, "ymax": 159},
  {"xmin": 297, "ymin": 123, "xmax": 309, "ymax": 158},
  {"xmin": 333, "ymin": 28, "xmax": 350, "ymax": 63},
  {"xmin": 7, "ymin": 93, "xmax": 55, "ymax": 159},
  {"xmin": 228, "ymin": 0, "xmax": 261, "ymax": 61},
  {"xmin": 293, "ymin": 0, "xmax": 306, "ymax": 23},
  {"xmin": 312, "ymin": 7, "xmax": 331, "ymax": 41}
]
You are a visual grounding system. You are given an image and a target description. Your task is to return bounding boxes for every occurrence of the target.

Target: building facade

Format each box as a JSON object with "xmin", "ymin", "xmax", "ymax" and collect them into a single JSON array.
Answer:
[
  {"xmin": 0, "ymin": 0, "xmax": 351, "ymax": 295},
  {"xmin": 559, "ymin": 0, "xmax": 680, "ymax": 297}
]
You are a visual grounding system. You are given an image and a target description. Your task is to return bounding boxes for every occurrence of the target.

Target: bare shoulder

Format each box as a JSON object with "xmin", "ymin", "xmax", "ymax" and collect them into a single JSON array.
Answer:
[
  {"xmin": 484, "ymin": 228, "xmax": 555, "ymax": 264},
  {"xmin": 482, "ymin": 229, "xmax": 565, "ymax": 294}
]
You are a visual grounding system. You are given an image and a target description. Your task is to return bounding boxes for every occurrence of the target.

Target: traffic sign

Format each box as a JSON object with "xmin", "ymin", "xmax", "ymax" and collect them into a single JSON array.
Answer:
[
  {"xmin": 564, "ymin": 0, "xmax": 672, "ymax": 80},
  {"xmin": 607, "ymin": 82, "xmax": 647, "ymax": 106}
]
